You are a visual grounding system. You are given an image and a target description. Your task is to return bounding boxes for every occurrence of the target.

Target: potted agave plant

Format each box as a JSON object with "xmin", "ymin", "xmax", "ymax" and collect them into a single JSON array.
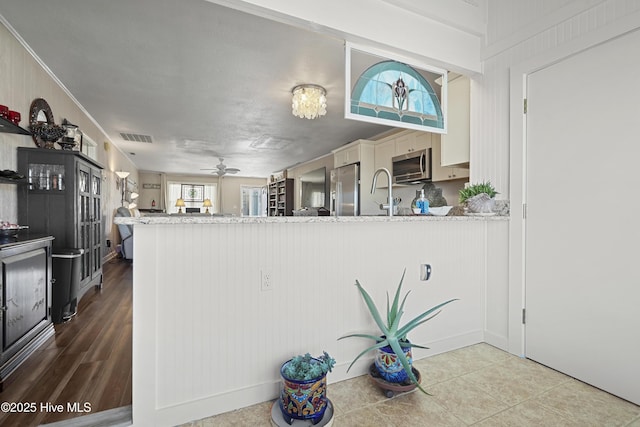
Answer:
[
  {"xmin": 459, "ymin": 181, "xmax": 498, "ymax": 214},
  {"xmin": 279, "ymin": 351, "xmax": 335, "ymax": 425},
  {"xmin": 339, "ymin": 270, "xmax": 457, "ymax": 395}
]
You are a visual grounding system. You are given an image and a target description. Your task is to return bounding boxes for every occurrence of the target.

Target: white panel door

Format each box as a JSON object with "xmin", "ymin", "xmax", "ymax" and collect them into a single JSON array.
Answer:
[{"xmin": 525, "ymin": 29, "xmax": 640, "ymax": 405}]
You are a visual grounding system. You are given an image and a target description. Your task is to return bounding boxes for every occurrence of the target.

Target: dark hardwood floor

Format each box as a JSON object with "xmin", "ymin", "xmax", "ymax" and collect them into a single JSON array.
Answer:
[{"xmin": 0, "ymin": 258, "xmax": 132, "ymax": 426}]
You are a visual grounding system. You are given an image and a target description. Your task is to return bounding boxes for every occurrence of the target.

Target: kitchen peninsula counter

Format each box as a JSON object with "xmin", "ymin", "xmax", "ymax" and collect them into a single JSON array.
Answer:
[
  {"xmin": 125, "ymin": 209, "xmax": 509, "ymax": 425},
  {"xmin": 115, "ymin": 213, "xmax": 509, "ymax": 225}
]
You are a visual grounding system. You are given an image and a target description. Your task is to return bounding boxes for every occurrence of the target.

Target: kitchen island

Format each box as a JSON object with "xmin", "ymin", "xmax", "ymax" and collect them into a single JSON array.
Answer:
[{"xmin": 116, "ymin": 214, "xmax": 509, "ymax": 426}]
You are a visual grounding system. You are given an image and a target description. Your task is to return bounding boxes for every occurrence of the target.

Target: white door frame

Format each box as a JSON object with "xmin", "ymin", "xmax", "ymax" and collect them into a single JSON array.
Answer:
[{"xmin": 507, "ymin": 12, "xmax": 640, "ymax": 357}]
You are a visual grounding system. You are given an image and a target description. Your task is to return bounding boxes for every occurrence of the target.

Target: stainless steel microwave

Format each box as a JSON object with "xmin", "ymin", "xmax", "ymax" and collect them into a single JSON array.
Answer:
[{"xmin": 392, "ymin": 148, "xmax": 432, "ymax": 184}]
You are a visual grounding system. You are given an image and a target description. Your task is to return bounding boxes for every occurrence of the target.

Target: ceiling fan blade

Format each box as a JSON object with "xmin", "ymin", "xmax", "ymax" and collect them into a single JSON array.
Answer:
[{"xmin": 202, "ymin": 158, "xmax": 239, "ymax": 175}]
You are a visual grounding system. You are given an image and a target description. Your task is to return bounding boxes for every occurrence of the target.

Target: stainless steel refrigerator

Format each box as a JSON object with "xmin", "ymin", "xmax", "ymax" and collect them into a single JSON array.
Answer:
[{"xmin": 330, "ymin": 163, "xmax": 359, "ymax": 216}]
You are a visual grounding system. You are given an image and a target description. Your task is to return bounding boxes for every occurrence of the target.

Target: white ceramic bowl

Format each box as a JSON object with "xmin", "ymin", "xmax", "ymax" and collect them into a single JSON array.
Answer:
[{"xmin": 428, "ymin": 206, "xmax": 452, "ymax": 216}]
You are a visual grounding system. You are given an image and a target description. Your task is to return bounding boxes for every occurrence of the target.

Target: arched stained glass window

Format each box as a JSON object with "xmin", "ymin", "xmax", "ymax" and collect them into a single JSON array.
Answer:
[{"xmin": 350, "ymin": 60, "xmax": 444, "ymax": 130}]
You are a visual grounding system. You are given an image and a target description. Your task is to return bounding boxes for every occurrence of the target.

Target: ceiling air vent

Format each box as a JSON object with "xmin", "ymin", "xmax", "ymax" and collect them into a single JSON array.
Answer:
[{"xmin": 120, "ymin": 132, "xmax": 153, "ymax": 143}]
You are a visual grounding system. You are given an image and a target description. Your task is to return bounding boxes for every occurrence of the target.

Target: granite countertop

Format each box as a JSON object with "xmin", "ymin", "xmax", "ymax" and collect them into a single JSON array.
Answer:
[{"xmin": 115, "ymin": 213, "xmax": 509, "ymax": 225}]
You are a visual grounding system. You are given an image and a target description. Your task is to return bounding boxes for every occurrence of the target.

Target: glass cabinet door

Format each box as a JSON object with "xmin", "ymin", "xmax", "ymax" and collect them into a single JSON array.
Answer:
[
  {"xmin": 91, "ymin": 171, "xmax": 102, "ymax": 278},
  {"xmin": 28, "ymin": 163, "xmax": 65, "ymax": 191}
]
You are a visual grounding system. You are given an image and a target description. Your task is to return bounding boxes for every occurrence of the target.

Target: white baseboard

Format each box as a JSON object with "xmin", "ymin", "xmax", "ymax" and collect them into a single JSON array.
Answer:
[
  {"xmin": 154, "ymin": 331, "xmax": 484, "ymax": 426},
  {"xmin": 483, "ymin": 331, "xmax": 509, "ymax": 353}
]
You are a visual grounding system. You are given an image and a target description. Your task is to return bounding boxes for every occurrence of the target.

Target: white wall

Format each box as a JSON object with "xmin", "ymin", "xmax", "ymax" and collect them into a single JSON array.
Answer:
[
  {"xmin": 477, "ymin": 0, "xmax": 640, "ymax": 354},
  {"xmin": 158, "ymin": 173, "xmax": 268, "ymax": 216},
  {"xmin": 475, "ymin": 0, "xmax": 640, "ymax": 195},
  {"xmin": 212, "ymin": 0, "xmax": 483, "ymax": 74},
  {"xmin": 0, "ymin": 21, "xmax": 137, "ymax": 261},
  {"xmin": 138, "ymin": 172, "xmax": 163, "ymax": 210},
  {"xmin": 132, "ymin": 218, "xmax": 508, "ymax": 426},
  {"xmin": 219, "ymin": 175, "xmax": 268, "ymax": 215}
]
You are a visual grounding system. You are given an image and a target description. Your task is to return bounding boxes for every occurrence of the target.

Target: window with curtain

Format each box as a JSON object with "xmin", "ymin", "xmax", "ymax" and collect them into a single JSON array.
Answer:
[
  {"xmin": 167, "ymin": 182, "xmax": 216, "ymax": 213},
  {"xmin": 241, "ymin": 186, "xmax": 267, "ymax": 217}
]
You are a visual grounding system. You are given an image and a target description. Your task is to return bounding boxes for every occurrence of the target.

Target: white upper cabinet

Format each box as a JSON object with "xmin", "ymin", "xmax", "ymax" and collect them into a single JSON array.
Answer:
[
  {"xmin": 441, "ymin": 75, "xmax": 470, "ymax": 167},
  {"xmin": 373, "ymin": 139, "xmax": 395, "ymax": 188},
  {"xmin": 333, "ymin": 143, "xmax": 361, "ymax": 167},
  {"xmin": 432, "ymin": 134, "xmax": 469, "ymax": 182},
  {"xmin": 394, "ymin": 132, "xmax": 431, "ymax": 156}
]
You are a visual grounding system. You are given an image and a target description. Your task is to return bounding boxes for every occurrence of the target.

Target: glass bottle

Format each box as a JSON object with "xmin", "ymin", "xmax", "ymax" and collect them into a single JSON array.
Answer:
[
  {"xmin": 411, "ymin": 189, "xmax": 429, "ymax": 214},
  {"xmin": 411, "ymin": 190, "xmax": 421, "ymax": 210}
]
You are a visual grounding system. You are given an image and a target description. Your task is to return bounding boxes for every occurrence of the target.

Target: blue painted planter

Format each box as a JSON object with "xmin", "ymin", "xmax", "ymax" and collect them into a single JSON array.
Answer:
[
  {"xmin": 279, "ymin": 359, "xmax": 328, "ymax": 425},
  {"xmin": 374, "ymin": 343, "xmax": 413, "ymax": 383}
]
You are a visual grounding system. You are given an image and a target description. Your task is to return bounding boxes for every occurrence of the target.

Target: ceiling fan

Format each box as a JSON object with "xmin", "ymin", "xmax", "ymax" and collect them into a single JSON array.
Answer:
[{"xmin": 201, "ymin": 158, "xmax": 240, "ymax": 176}]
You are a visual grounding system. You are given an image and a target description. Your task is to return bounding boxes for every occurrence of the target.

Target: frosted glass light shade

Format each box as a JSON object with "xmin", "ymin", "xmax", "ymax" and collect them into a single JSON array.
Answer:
[{"xmin": 292, "ymin": 84, "xmax": 327, "ymax": 119}]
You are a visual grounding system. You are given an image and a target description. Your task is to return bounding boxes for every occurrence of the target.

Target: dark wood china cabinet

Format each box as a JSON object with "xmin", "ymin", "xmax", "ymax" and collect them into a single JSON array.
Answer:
[{"xmin": 17, "ymin": 148, "xmax": 104, "ymax": 298}]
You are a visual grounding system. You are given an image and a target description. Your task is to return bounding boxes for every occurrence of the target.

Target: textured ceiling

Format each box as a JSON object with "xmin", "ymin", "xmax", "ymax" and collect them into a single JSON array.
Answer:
[{"xmin": 0, "ymin": 0, "xmax": 482, "ymax": 177}]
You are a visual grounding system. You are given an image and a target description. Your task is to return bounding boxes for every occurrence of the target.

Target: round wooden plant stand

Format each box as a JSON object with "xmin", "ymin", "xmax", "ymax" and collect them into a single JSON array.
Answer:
[{"xmin": 368, "ymin": 363, "xmax": 422, "ymax": 398}]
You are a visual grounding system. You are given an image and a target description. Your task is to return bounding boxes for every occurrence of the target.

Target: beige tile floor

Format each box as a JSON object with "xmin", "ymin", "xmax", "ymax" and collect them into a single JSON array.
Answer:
[{"xmin": 183, "ymin": 344, "xmax": 640, "ymax": 426}]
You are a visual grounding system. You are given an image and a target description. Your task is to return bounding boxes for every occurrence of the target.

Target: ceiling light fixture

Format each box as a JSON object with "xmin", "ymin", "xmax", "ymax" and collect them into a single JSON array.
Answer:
[{"xmin": 291, "ymin": 84, "xmax": 327, "ymax": 119}]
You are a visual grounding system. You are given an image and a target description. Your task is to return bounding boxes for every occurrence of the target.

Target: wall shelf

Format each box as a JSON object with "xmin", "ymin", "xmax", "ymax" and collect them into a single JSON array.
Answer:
[
  {"xmin": 0, "ymin": 176, "xmax": 27, "ymax": 185},
  {"xmin": 0, "ymin": 116, "xmax": 30, "ymax": 135}
]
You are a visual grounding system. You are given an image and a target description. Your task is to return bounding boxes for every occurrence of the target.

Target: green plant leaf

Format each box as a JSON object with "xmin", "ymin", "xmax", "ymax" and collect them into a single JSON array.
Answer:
[
  {"xmin": 354, "ymin": 280, "xmax": 390, "ymax": 336},
  {"xmin": 338, "ymin": 333, "xmax": 385, "ymax": 342},
  {"xmin": 459, "ymin": 181, "xmax": 498, "ymax": 203},
  {"xmin": 343, "ymin": 340, "xmax": 390, "ymax": 373},
  {"xmin": 398, "ymin": 298, "xmax": 458, "ymax": 336},
  {"xmin": 396, "ymin": 299, "xmax": 458, "ymax": 338},
  {"xmin": 387, "ymin": 336, "xmax": 429, "ymax": 394},
  {"xmin": 283, "ymin": 352, "xmax": 336, "ymax": 381},
  {"xmin": 340, "ymin": 271, "xmax": 459, "ymax": 393},
  {"xmin": 400, "ymin": 312, "xmax": 443, "ymax": 338},
  {"xmin": 388, "ymin": 269, "xmax": 406, "ymax": 327},
  {"xmin": 408, "ymin": 343, "xmax": 430, "ymax": 350}
]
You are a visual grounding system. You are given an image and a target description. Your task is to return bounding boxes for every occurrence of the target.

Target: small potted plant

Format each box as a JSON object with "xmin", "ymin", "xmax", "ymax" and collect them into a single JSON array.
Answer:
[
  {"xmin": 459, "ymin": 181, "xmax": 498, "ymax": 214},
  {"xmin": 339, "ymin": 270, "xmax": 457, "ymax": 395},
  {"xmin": 279, "ymin": 351, "xmax": 335, "ymax": 425}
]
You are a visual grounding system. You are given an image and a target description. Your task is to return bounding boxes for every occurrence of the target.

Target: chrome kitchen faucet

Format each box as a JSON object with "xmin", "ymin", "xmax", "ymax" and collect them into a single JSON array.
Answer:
[{"xmin": 371, "ymin": 168, "xmax": 393, "ymax": 216}]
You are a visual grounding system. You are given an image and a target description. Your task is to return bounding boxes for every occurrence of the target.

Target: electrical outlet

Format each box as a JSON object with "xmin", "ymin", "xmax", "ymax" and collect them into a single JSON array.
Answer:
[{"xmin": 261, "ymin": 270, "xmax": 273, "ymax": 291}]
